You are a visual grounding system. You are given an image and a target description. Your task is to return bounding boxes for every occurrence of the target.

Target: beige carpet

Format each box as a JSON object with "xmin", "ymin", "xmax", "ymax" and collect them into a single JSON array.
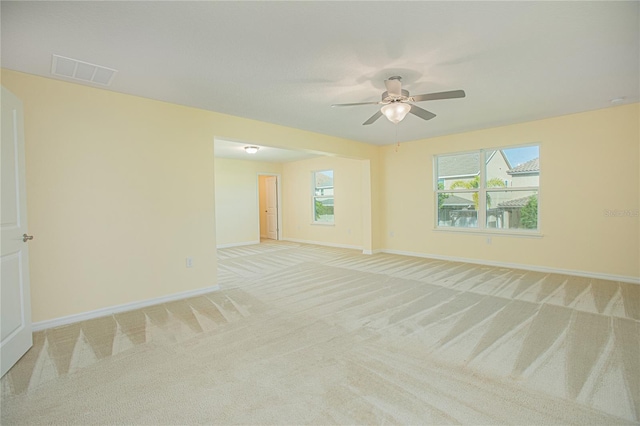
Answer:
[{"xmin": 1, "ymin": 241, "xmax": 638, "ymax": 424}]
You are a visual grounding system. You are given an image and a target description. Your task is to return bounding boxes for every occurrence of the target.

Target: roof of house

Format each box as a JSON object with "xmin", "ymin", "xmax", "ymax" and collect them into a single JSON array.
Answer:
[
  {"xmin": 437, "ymin": 153, "xmax": 480, "ymax": 178},
  {"xmin": 438, "ymin": 150, "xmax": 510, "ymax": 178},
  {"xmin": 442, "ymin": 194, "xmax": 475, "ymax": 207},
  {"xmin": 315, "ymin": 171, "xmax": 333, "ymax": 187},
  {"xmin": 507, "ymin": 157, "xmax": 539, "ymax": 175},
  {"xmin": 496, "ymin": 195, "xmax": 536, "ymax": 208}
]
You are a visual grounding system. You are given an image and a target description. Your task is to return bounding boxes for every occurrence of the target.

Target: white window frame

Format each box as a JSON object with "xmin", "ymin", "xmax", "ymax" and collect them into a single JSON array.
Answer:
[
  {"xmin": 434, "ymin": 143, "xmax": 541, "ymax": 235},
  {"xmin": 312, "ymin": 169, "xmax": 334, "ymax": 225}
]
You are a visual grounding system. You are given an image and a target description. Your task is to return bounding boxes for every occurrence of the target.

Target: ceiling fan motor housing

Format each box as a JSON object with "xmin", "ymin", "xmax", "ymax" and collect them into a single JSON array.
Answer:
[{"xmin": 382, "ymin": 89, "xmax": 410, "ymax": 103}]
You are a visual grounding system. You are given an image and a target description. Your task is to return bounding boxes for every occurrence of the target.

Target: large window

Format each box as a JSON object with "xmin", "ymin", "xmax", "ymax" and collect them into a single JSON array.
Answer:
[
  {"xmin": 435, "ymin": 145, "xmax": 540, "ymax": 232},
  {"xmin": 313, "ymin": 169, "xmax": 334, "ymax": 223}
]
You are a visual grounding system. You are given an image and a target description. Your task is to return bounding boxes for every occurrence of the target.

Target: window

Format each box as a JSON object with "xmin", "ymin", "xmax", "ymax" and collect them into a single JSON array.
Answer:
[
  {"xmin": 313, "ymin": 170, "xmax": 334, "ymax": 223},
  {"xmin": 435, "ymin": 145, "xmax": 539, "ymax": 232}
]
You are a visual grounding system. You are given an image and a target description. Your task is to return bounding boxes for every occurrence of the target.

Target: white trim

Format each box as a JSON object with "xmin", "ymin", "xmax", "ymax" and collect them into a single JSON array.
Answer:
[
  {"xmin": 216, "ymin": 240, "xmax": 260, "ymax": 249},
  {"xmin": 283, "ymin": 238, "xmax": 362, "ymax": 251},
  {"xmin": 432, "ymin": 228, "xmax": 543, "ymax": 238},
  {"xmin": 380, "ymin": 249, "xmax": 640, "ymax": 285},
  {"xmin": 32, "ymin": 285, "xmax": 221, "ymax": 331},
  {"xmin": 362, "ymin": 249, "xmax": 382, "ymax": 255}
]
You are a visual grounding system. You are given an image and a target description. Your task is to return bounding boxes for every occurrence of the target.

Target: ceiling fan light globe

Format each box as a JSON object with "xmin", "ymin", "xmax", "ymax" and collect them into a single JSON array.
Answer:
[{"xmin": 381, "ymin": 103, "xmax": 411, "ymax": 124}]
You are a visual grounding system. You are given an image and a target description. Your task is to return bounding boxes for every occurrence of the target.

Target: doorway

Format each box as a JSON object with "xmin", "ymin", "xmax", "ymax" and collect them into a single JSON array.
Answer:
[{"xmin": 258, "ymin": 174, "xmax": 281, "ymax": 241}]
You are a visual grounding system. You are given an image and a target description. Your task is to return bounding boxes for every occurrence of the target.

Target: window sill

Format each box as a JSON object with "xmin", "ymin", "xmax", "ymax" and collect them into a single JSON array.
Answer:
[
  {"xmin": 311, "ymin": 222, "xmax": 335, "ymax": 226},
  {"xmin": 433, "ymin": 227, "xmax": 543, "ymax": 238}
]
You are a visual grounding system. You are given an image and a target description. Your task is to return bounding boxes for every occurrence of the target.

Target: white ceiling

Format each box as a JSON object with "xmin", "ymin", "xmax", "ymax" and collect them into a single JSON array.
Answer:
[
  {"xmin": 1, "ymin": 1, "xmax": 638, "ymax": 147},
  {"xmin": 214, "ymin": 139, "xmax": 319, "ymax": 163}
]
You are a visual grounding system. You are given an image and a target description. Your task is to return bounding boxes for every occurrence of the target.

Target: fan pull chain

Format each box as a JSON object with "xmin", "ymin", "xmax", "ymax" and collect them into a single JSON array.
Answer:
[{"xmin": 395, "ymin": 123, "xmax": 400, "ymax": 152}]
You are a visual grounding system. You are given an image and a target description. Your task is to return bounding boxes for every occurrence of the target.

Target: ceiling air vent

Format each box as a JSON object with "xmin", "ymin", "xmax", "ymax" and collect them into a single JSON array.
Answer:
[{"xmin": 51, "ymin": 54, "xmax": 117, "ymax": 86}]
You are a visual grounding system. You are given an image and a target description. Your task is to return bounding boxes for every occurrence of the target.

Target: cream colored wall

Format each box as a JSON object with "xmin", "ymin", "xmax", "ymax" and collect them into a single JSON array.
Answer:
[
  {"xmin": 214, "ymin": 157, "xmax": 281, "ymax": 246},
  {"xmin": 381, "ymin": 104, "xmax": 640, "ymax": 279},
  {"xmin": 511, "ymin": 174, "xmax": 539, "ymax": 187},
  {"xmin": 282, "ymin": 156, "xmax": 364, "ymax": 248},
  {"xmin": 8, "ymin": 65, "xmax": 631, "ymax": 326},
  {"xmin": 203, "ymin": 114, "xmax": 382, "ymax": 252},
  {"xmin": 2, "ymin": 71, "xmax": 219, "ymax": 322},
  {"xmin": 2, "ymin": 70, "xmax": 380, "ymax": 322},
  {"xmin": 486, "ymin": 151, "xmax": 510, "ymax": 184}
]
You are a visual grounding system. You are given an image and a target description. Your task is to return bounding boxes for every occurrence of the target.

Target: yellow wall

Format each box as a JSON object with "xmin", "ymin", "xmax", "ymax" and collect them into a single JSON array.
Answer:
[
  {"xmin": 2, "ymin": 70, "xmax": 379, "ymax": 322},
  {"xmin": 3, "ymin": 67, "xmax": 636, "ymax": 325},
  {"xmin": 214, "ymin": 157, "xmax": 281, "ymax": 246},
  {"xmin": 282, "ymin": 156, "xmax": 365, "ymax": 248},
  {"xmin": 219, "ymin": 155, "xmax": 369, "ymax": 250},
  {"xmin": 381, "ymin": 104, "xmax": 640, "ymax": 279},
  {"xmin": 2, "ymin": 72, "xmax": 218, "ymax": 322}
]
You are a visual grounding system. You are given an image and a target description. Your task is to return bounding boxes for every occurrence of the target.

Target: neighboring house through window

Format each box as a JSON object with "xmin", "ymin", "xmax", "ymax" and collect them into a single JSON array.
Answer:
[
  {"xmin": 435, "ymin": 145, "xmax": 540, "ymax": 232},
  {"xmin": 313, "ymin": 169, "xmax": 334, "ymax": 223}
]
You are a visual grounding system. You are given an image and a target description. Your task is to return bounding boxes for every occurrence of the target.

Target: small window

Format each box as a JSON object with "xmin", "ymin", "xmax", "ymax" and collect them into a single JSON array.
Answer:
[
  {"xmin": 313, "ymin": 170, "xmax": 334, "ymax": 223},
  {"xmin": 435, "ymin": 145, "xmax": 539, "ymax": 232}
]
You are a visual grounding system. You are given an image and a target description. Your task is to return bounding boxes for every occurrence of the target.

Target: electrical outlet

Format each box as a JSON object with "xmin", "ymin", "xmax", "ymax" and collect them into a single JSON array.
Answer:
[
  {"xmin": 486, "ymin": 237, "xmax": 492, "ymax": 245},
  {"xmin": 186, "ymin": 257, "xmax": 194, "ymax": 268}
]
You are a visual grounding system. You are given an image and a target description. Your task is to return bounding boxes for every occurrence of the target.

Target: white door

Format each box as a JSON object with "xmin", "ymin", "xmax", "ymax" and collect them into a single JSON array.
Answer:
[
  {"xmin": 1, "ymin": 86, "xmax": 33, "ymax": 377},
  {"xmin": 265, "ymin": 176, "xmax": 278, "ymax": 240}
]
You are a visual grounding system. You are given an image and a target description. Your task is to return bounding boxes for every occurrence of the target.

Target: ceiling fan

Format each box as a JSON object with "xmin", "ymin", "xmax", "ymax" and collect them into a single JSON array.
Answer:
[{"xmin": 331, "ymin": 76, "xmax": 465, "ymax": 125}]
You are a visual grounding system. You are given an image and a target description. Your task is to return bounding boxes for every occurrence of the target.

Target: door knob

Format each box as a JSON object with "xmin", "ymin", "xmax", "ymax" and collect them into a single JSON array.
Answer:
[{"xmin": 22, "ymin": 234, "xmax": 33, "ymax": 242}]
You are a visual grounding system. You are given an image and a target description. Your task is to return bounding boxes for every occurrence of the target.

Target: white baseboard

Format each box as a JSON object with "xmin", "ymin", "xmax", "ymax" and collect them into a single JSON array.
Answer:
[
  {"xmin": 32, "ymin": 284, "xmax": 221, "ymax": 331},
  {"xmin": 380, "ymin": 249, "xmax": 640, "ymax": 285},
  {"xmin": 216, "ymin": 240, "xmax": 260, "ymax": 249},
  {"xmin": 282, "ymin": 238, "xmax": 362, "ymax": 251},
  {"xmin": 362, "ymin": 249, "xmax": 383, "ymax": 255}
]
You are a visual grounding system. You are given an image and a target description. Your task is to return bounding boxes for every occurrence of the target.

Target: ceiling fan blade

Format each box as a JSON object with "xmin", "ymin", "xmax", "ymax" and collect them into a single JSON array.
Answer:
[
  {"xmin": 363, "ymin": 110, "xmax": 383, "ymax": 125},
  {"xmin": 331, "ymin": 101, "xmax": 380, "ymax": 107},
  {"xmin": 409, "ymin": 104, "xmax": 437, "ymax": 121},
  {"xmin": 410, "ymin": 90, "xmax": 466, "ymax": 102},
  {"xmin": 384, "ymin": 79, "xmax": 402, "ymax": 97}
]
